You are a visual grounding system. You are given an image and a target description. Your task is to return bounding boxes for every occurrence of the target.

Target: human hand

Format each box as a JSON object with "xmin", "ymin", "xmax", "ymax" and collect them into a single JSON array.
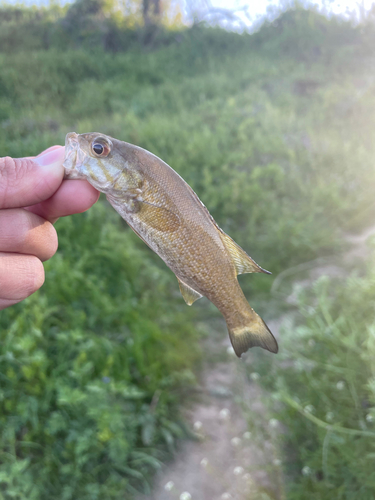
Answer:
[{"xmin": 0, "ymin": 146, "xmax": 100, "ymax": 310}]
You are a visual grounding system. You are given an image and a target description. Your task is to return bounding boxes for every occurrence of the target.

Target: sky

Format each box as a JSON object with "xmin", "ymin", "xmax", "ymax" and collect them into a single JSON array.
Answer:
[
  {"xmin": 193, "ymin": 0, "xmax": 375, "ymax": 30},
  {"xmin": 4, "ymin": 0, "xmax": 375, "ymax": 29}
]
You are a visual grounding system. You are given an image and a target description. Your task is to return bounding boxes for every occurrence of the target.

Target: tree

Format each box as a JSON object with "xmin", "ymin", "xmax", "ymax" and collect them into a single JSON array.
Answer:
[{"xmin": 143, "ymin": 0, "xmax": 161, "ymax": 26}]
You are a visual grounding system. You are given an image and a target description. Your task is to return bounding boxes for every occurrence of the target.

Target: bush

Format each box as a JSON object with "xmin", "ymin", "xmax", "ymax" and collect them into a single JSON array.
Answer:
[
  {"xmin": 1, "ymin": 4, "xmax": 375, "ymax": 498},
  {"xmin": 251, "ymin": 253, "xmax": 375, "ymax": 499},
  {"xmin": 0, "ymin": 202, "xmax": 200, "ymax": 499}
]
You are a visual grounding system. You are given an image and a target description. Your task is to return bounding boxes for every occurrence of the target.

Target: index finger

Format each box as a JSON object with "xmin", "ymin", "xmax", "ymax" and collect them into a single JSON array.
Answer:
[
  {"xmin": 24, "ymin": 145, "xmax": 63, "ymax": 160},
  {"xmin": 27, "ymin": 179, "xmax": 100, "ymax": 223}
]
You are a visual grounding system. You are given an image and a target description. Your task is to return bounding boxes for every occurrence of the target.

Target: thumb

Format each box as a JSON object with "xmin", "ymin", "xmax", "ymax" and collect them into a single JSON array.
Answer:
[{"xmin": 0, "ymin": 147, "xmax": 65, "ymax": 209}]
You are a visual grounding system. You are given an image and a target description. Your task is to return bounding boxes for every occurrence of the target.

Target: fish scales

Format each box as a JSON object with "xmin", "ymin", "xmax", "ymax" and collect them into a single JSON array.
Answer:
[{"xmin": 63, "ymin": 132, "xmax": 278, "ymax": 357}]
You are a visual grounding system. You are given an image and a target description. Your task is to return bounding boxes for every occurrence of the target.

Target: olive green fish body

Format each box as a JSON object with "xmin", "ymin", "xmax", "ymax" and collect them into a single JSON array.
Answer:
[{"xmin": 63, "ymin": 132, "xmax": 278, "ymax": 357}]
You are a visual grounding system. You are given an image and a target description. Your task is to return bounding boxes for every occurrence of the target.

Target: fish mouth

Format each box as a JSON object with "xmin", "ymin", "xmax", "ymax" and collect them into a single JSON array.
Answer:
[{"xmin": 63, "ymin": 132, "xmax": 88, "ymax": 180}]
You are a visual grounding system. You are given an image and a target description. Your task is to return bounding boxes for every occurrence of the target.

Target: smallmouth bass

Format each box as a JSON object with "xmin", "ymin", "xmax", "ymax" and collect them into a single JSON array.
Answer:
[{"xmin": 63, "ymin": 132, "xmax": 278, "ymax": 357}]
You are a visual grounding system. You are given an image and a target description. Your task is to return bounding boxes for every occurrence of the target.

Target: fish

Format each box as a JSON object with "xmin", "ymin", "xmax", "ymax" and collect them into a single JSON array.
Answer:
[{"xmin": 63, "ymin": 132, "xmax": 278, "ymax": 357}]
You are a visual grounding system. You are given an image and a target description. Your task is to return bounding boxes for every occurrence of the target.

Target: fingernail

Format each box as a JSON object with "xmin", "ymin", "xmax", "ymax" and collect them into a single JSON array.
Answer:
[{"xmin": 34, "ymin": 147, "xmax": 65, "ymax": 167}]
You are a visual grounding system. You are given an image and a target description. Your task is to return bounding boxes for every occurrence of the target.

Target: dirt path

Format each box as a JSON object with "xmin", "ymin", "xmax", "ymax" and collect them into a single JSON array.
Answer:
[
  {"xmin": 138, "ymin": 322, "xmax": 282, "ymax": 500},
  {"xmin": 137, "ymin": 224, "xmax": 375, "ymax": 500}
]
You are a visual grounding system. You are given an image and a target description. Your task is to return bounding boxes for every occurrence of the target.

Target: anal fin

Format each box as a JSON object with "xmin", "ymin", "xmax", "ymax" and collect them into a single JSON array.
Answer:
[
  {"xmin": 177, "ymin": 278, "xmax": 203, "ymax": 306},
  {"xmin": 218, "ymin": 230, "xmax": 271, "ymax": 275}
]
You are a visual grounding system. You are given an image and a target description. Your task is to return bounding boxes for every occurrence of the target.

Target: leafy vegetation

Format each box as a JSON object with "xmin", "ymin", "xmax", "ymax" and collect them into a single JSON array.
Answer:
[
  {"xmin": 0, "ymin": 203, "xmax": 200, "ymax": 499},
  {"xmin": 1, "ymin": 2, "xmax": 375, "ymax": 498},
  {"xmin": 251, "ymin": 251, "xmax": 375, "ymax": 499}
]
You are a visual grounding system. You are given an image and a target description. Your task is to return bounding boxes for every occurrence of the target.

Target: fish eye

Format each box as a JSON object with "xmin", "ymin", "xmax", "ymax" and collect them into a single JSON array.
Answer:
[
  {"xmin": 91, "ymin": 139, "xmax": 111, "ymax": 158},
  {"xmin": 93, "ymin": 143, "xmax": 104, "ymax": 155}
]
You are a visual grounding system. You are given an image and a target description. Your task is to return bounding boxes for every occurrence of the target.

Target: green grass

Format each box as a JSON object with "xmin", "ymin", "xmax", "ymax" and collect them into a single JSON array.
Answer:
[
  {"xmin": 1, "ymin": 3, "xmax": 375, "ymax": 498},
  {"xmin": 0, "ymin": 202, "xmax": 200, "ymax": 499},
  {"xmin": 250, "ymin": 250, "xmax": 375, "ymax": 499}
]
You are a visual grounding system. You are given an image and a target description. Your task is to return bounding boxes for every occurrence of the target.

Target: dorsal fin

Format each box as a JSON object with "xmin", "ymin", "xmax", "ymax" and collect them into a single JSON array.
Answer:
[
  {"xmin": 218, "ymin": 230, "xmax": 271, "ymax": 275},
  {"xmin": 177, "ymin": 278, "xmax": 203, "ymax": 306}
]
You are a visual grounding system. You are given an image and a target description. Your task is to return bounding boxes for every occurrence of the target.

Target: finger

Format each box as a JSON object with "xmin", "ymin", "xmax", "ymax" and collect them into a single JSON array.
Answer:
[
  {"xmin": 0, "ymin": 297, "xmax": 22, "ymax": 310},
  {"xmin": 0, "ymin": 147, "xmax": 65, "ymax": 209},
  {"xmin": 27, "ymin": 180, "xmax": 100, "ymax": 223},
  {"xmin": 24, "ymin": 145, "xmax": 63, "ymax": 160},
  {"xmin": 0, "ymin": 252, "xmax": 44, "ymax": 303},
  {"xmin": 0, "ymin": 209, "xmax": 58, "ymax": 262},
  {"xmin": 37, "ymin": 145, "xmax": 62, "ymax": 156}
]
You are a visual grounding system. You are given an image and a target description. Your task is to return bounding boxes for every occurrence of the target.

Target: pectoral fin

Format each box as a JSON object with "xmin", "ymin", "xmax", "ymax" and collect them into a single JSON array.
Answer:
[
  {"xmin": 177, "ymin": 278, "xmax": 203, "ymax": 306},
  {"xmin": 137, "ymin": 200, "xmax": 180, "ymax": 232},
  {"xmin": 219, "ymin": 230, "xmax": 271, "ymax": 275}
]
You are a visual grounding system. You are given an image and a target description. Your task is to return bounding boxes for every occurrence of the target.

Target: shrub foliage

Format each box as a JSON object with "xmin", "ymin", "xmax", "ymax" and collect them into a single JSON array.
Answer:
[
  {"xmin": 1, "ymin": 3, "xmax": 375, "ymax": 498},
  {"xmin": 252, "ymin": 257, "xmax": 375, "ymax": 499}
]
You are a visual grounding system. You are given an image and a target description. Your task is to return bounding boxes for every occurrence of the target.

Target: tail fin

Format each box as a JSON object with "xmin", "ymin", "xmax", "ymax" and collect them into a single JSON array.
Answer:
[{"xmin": 228, "ymin": 314, "xmax": 278, "ymax": 358}]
